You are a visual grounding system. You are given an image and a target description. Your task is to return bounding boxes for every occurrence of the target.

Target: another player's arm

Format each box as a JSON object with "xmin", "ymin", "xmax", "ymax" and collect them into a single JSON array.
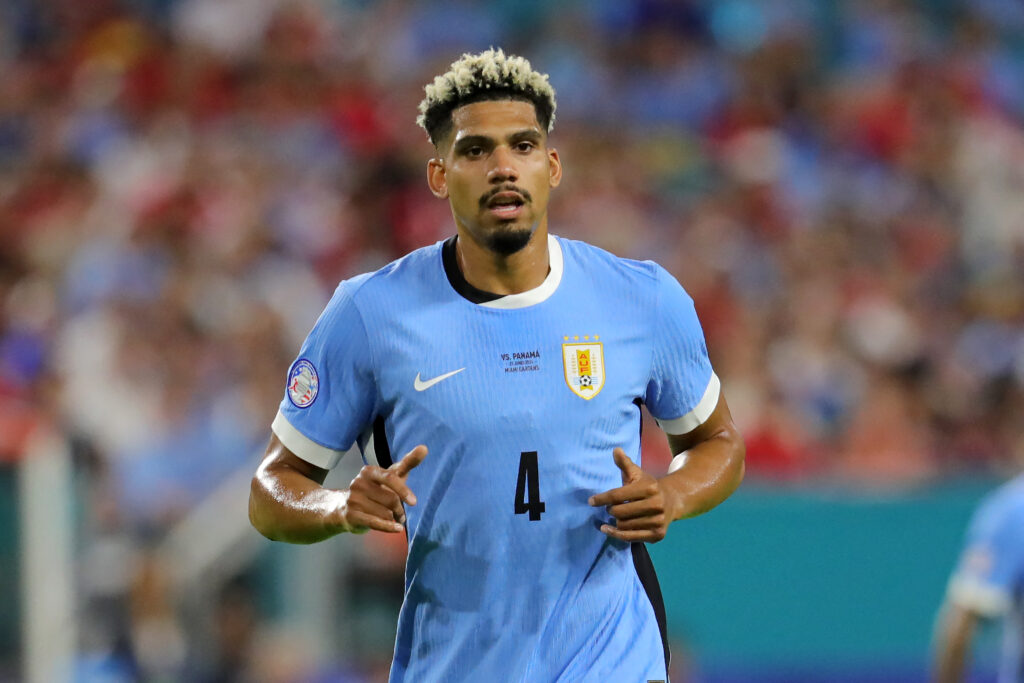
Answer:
[
  {"xmin": 932, "ymin": 601, "xmax": 979, "ymax": 683},
  {"xmin": 249, "ymin": 434, "xmax": 426, "ymax": 544},
  {"xmin": 590, "ymin": 393, "xmax": 744, "ymax": 542}
]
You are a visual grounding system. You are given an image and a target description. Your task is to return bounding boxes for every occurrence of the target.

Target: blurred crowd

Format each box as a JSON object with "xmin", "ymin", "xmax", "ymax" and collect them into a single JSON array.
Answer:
[{"xmin": 2, "ymin": 0, "xmax": 1024, "ymax": 679}]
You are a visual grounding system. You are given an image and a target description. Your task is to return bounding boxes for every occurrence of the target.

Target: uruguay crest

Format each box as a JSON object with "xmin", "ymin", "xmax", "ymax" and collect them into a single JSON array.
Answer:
[{"xmin": 562, "ymin": 339, "xmax": 605, "ymax": 400}]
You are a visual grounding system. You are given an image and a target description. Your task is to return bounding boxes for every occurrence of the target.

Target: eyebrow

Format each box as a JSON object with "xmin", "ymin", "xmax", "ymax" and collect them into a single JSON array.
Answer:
[
  {"xmin": 452, "ymin": 129, "xmax": 543, "ymax": 154},
  {"xmin": 508, "ymin": 129, "xmax": 543, "ymax": 144}
]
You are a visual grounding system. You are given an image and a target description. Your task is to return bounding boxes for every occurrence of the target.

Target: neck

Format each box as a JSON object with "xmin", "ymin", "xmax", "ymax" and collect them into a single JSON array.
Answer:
[{"xmin": 455, "ymin": 227, "xmax": 550, "ymax": 296}]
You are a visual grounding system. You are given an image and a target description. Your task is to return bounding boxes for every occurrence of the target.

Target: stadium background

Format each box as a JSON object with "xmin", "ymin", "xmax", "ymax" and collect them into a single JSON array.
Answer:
[{"xmin": 1, "ymin": 0, "xmax": 1023, "ymax": 680}]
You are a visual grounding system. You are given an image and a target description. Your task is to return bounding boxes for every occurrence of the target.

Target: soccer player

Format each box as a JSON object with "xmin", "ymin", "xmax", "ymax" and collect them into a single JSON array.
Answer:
[
  {"xmin": 933, "ymin": 474, "xmax": 1024, "ymax": 682},
  {"xmin": 249, "ymin": 49, "xmax": 745, "ymax": 682}
]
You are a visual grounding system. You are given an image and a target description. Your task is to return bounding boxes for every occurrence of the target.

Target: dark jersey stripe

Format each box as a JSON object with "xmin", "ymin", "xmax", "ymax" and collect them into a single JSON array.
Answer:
[
  {"xmin": 632, "ymin": 397, "xmax": 671, "ymax": 672},
  {"xmin": 632, "ymin": 543, "xmax": 670, "ymax": 672},
  {"xmin": 372, "ymin": 415, "xmax": 393, "ymax": 468}
]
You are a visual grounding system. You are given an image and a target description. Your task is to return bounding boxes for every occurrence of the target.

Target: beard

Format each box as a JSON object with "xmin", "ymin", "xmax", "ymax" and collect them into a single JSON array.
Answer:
[
  {"xmin": 476, "ymin": 184, "xmax": 535, "ymax": 255},
  {"xmin": 484, "ymin": 224, "xmax": 534, "ymax": 255}
]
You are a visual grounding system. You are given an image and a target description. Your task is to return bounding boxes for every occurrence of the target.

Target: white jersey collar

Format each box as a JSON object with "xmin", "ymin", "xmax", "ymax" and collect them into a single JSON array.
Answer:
[{"xmin": 480, "ymin": 234, "xmax": 563, "ymax": 309}]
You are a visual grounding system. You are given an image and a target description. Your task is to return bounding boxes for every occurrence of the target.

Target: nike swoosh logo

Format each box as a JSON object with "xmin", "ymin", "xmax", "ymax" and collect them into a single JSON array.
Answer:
[{"xmin": 414, "ymin": 368, "xmax": 465, "ymax": 391}]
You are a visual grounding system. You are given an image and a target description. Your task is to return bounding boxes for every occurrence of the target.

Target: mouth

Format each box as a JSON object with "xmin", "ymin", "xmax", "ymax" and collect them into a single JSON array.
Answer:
[{"xmin": 485, "ymin": 191, "xmax": 527, "ymax": 220}]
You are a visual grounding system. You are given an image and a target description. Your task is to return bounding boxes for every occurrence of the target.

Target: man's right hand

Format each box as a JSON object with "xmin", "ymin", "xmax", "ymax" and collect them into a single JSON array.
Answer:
[{"xmin": 336, "ymin": 445, "xmax": 428, "ymax": 534}]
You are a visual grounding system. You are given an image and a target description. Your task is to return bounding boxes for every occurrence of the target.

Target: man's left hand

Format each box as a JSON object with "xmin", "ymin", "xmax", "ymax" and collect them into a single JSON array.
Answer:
[{"xmin": 588, "ymin": 448, "xmax": 677, "ymax": 543}]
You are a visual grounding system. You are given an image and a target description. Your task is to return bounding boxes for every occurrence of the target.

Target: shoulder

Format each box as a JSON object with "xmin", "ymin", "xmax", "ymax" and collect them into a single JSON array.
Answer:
[
  {"xmin": 341, "ymin": 241, "xmax": 445, "ymax": 301},
  {"xmin": 556, "ymin": 236, "xmax": 695, "ymax": 322},
  {"xmin": 980, "ymin": 476, "xmax": 1024, "ymax": 519},
  {"xmin": 555, "ymin": 235, "xmax": 669, "ymax": 286},
  {"xmin": 313, "ymin": 241, "xmax": 445, "ymax": 334},
  {"xmin": 335, "ymin": 241, "xmax": 448, "ymax": 309},
  {"xmin": 970, "ymin": 476, "xmax": 1024, "ymax": 539}
]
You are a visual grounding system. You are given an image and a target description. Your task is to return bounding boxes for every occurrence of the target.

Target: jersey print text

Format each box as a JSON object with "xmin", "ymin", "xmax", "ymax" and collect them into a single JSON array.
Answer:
[{"xmin": 501, "ymin": 349, "xmax": 541, "ymax": 374}]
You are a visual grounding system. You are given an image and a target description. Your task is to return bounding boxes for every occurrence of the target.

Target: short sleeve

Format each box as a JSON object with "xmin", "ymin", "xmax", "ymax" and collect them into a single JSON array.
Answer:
[
  {"xmin": 272, "ymin": 281, "xmax": 376, "ymax": 470},
  {"xmin": 947, "ymin": 496, "xmax": 1024, "ymax": 616},
  {"xmin": 644, "ymin": 264, "xmax": 719, "ymax": 435}
]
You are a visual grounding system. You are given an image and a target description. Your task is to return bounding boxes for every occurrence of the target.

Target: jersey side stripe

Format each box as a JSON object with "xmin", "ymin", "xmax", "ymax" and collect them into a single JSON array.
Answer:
[
  {"xmin": 272, "ymin": 410, "xmax": 346, "ymax": 469},
  {"xmin": 372, "ymin": 415, "xmax": 393, "ymax": 468},
  {"xmin": 632, "ymin": 543, "xmax": 670, "ymax": 673},
  {"xmin": 630, "ymin": 397, "xmax": 671, "ymax": 672},
  {"xmin": 655, "ymin": 372, "xmax": 720, "ymax": 435}
]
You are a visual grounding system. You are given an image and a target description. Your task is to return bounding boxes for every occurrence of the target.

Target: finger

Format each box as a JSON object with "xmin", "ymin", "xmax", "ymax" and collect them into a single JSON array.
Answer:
[
  {"xmin": 363, "ymin": 471, "xmax": 409, "ymax": 521},
  {"xmin": 609, "ymin": 515, "xmax": 665, "ymax": 532},
  {"xmin": 346, "ymin": 510, "xmax": 405, "ymax": 534},
  {"xmin": 589, "ymin": 480, "xmax": 655, "ymax": 507},
  {"xmin": 613, "ymin": 447, "xmax": 640, "ymax": 480},
  {"xmin": 351, "ymin": 496, "xmax": 402, "ymax": 526},
  {"xmin": 376, "ymin": 469, "xmax": 417, "ymax": 507},
  {"xmin": 607, "ymin": 498, "xmax": 662, "ymax": 521},
  {"xmin": 600, "ymin": 524, "xmax": 665, "ymax": 543},
  {"xmin": 391, "ymin": 445, "xmax": 428, "ymax": 480}
]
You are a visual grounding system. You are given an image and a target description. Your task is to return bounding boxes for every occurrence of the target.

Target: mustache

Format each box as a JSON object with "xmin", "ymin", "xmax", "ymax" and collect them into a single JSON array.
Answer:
[{"xmin": 479, "ymin": 185, "xmax": 533, "ymax": 209}]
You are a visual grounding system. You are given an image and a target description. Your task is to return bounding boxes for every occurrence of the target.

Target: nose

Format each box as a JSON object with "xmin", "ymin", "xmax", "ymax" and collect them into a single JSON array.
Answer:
[{"xmin": 486, "ymin": 145, "xmax": 519, "ymax": 184}]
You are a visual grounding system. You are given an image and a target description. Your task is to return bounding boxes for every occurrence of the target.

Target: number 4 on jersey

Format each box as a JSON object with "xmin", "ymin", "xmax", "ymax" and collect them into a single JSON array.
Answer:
[{"xmin": 515, "ymin": 451, "xmax": 546, "ymax": 521}]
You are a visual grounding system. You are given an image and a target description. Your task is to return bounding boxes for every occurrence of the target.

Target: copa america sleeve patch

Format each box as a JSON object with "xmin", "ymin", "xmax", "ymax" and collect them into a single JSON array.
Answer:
[{"xmin": 287, "ymin": 359, "xmax": 320, "ymax": 408}]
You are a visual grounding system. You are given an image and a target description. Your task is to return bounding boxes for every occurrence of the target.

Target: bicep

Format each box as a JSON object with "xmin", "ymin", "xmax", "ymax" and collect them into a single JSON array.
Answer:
[
  {"xmin": 665, "ymin": 389, "xmax": 741, "ymax": 456},
  {"xmin": 257, "ymin": 433, "xmax": 330, "ymax": 486}
]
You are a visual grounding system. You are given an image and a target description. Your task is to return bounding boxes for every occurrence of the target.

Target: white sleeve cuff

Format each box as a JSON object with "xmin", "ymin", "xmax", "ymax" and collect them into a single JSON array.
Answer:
[
  {"xmin": 655, "ymin": 372, "xmax": 721, "ymax": 435},
  {"xmin": 271, "ymin": 410, "xmax": 347, "ymax": 470},
  {"xmin": 947, "ymin": 576, "xmax": 1012, "ymax": 617}
]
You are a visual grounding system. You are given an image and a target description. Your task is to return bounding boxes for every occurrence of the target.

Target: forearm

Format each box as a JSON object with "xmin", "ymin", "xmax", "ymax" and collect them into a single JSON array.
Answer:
[
  {"xmin": 933, "ymin": 604, "xmax": 976, "ymax": 683},
  {"xmin": 661, "ymin": 430, "xmax": 744, "ymax": 521},
  {"xmin": 249, "ymin": 462, "xmax": 348, "ymax": 544}
]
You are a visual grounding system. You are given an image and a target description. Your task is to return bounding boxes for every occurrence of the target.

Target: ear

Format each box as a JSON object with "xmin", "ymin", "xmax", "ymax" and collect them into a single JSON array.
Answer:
[
  {"xmin": 547, "ymin": 148, "xmax": 562, "ymax": 188},
  {"xmin": 427, "ymin": 158, "xmax": 448, "ymax": 199}
]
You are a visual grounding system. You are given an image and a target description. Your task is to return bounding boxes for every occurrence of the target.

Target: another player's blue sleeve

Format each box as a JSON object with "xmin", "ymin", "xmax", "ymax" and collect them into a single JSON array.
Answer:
[
  {"xmin": 948, "ymin": 490, "xmax": 1024, "ymax": 616},
  {"xmin": 271, "ymin": 280, "xmax": 376, "ymax": 469},
  {"xmin": 644, "ymin": 264, "xmax": 719, "ymax": 435}
]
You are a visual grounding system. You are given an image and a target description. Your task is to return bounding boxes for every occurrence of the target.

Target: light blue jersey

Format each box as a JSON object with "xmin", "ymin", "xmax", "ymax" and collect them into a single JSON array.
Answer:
[
  {"xmin": 947, "ymin": 475, "xmax": 1024, "ymax": 682},
  {"xmin": 273, "ymin": 234, "xmax": 719, "ymax": 682}
]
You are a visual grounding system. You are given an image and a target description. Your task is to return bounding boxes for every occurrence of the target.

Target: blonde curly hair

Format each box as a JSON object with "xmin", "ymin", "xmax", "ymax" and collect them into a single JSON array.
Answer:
[{"xmin": 417, "ymin": 48, "xmax": 557, "ymax": 146}]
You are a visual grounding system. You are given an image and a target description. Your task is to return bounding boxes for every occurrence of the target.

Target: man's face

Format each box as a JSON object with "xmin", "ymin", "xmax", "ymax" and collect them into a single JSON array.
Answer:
[{"xmin": 428, "ymin": 99, "xmax": 561, "ymax": 255}]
